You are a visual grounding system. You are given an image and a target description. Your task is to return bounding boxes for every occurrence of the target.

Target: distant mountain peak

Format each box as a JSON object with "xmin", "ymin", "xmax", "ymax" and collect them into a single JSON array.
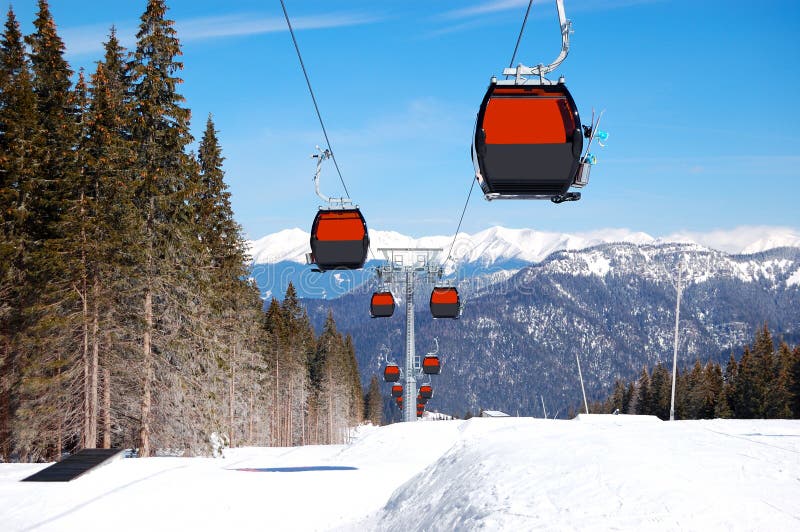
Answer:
[{"xmin": 247, "ymin": 225, "xmax": 800, "ymax": 267}]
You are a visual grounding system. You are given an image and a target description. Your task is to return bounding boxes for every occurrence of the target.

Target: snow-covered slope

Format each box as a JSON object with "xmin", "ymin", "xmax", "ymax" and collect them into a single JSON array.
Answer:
[
  {"xmin": 2, "ymin": 417, "xmax": 799, "ymax": 531},
  {"xmin": 247, "ymin": 225, "xmax": 800, "ymax": 266}
]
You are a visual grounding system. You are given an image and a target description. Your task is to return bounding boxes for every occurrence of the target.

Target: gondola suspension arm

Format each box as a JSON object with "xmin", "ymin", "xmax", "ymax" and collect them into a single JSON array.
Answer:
[
  {"xmin": 502, "ymin": 0, "xmax": 572, "ymax": 84},
  {"xmin": 312, "ymin": 146, "xmax": 352, "ymax": 208}
]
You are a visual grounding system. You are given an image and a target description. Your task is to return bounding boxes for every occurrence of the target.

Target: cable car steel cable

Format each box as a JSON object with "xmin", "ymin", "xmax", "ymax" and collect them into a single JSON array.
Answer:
[
  {"xmin": 280, "ymin": 0, "xmax": 378, "ymax": 271},
  {"xmin": 506, "ymin": 0, "xmax": 535, "ymax": 79},
  {"xmin": 278, "ymin": 0, "xmax": 349, "ymax": 198}
]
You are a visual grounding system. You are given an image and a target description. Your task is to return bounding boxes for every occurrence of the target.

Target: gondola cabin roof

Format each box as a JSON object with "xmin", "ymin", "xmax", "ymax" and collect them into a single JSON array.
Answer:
[
  {"xmin": 309, "ymin": 208, "xmax": 369, "ymax": 271},
  {"xmin": 430, "ymin": 287, "xmax": 461, "ymax": 319},
  {"xmin": 473, "ymin": 83, "xmax": 583, "ymax": 199},
  {"xmin": 370, "ymin": 291, "xmax": 395, "ymax": 318}
]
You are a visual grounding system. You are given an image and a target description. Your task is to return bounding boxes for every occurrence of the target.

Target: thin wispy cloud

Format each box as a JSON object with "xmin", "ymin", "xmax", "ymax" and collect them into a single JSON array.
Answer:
[
  {"xmin": 443, "ymin": 0, "xmax": 531, "ymax": 19},
  {"xmin": 60, "ymin": 11, "xmax": 383, "ymax": 57},
  {"xmin": 443, "ymin": 0, "xmax": 664, "ymax": 20},
  {"xmin": 178, "ymin": 12, "xmax": 382, "ymax": 41}
]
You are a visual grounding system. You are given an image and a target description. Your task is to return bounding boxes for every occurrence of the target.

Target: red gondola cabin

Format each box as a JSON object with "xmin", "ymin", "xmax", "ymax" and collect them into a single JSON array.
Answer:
[
  {"xmin": 472, "ymin": 83, "xmax": 583, "ymax": 201},
  {"xmin": 370, "ymin": 291, "xmax": 395, "ymax": 318},
  {"xmin": 383, "ymin": 364, "xmax": 400, "ymax": 382},
  {"xmin": 430, "ymin": 287, "xmax": 461, "ymax": 319},
  {"xmin": 422, "ymin": 356, "xmax": 441, "ymax": 375},
  {"xmin": 309, "ymin": 209, "xmax": 369, "ymax": 271},
  {"xmin": 419, "ymin": 385, "xmax": 433, "ymax": 400},
  {"xmin": 391, "ymin": 384, "xmax": 403, "ymax": 398}
]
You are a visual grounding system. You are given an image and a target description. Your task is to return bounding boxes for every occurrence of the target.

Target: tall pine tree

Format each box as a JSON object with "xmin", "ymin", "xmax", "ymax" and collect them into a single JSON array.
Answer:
[
  {"xmin": 0, "ymin": 7, "xmax": 38, "ymax": 461},
  {"xmin": 129, "ymin": 0, "xmax": 196, "ymax": 457}
]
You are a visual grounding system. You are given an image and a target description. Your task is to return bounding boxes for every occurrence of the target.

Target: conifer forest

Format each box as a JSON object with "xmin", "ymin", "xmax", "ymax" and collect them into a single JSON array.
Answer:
[
  {"xmin": 0, "ymin": 0, "xmax": 367, "ymax": 462},
  {"xmin": 591, "ymin": 325, "xmax": 800, "ymax": 421}
]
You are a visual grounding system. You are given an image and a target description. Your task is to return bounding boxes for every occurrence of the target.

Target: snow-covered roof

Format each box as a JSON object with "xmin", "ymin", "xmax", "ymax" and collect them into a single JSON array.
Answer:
[{"xmin": 480, "ymin": 410, "xmax": 510, "ymax": 417}]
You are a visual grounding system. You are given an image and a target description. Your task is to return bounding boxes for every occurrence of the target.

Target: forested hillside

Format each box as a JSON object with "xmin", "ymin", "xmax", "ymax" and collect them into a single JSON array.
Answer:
[
  {"xmin": 304, "ymin": 243, "xmax": 800, "ymax": 419},
  {"xmin": 0, "ymin": 0, "xmax": 364, "ymax": 462}
]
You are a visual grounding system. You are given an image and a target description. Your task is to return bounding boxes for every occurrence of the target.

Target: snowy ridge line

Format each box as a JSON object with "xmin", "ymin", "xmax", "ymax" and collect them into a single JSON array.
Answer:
[{"xmin": 247, "ymin": 225, "xmax": 800, "ymax": 266}]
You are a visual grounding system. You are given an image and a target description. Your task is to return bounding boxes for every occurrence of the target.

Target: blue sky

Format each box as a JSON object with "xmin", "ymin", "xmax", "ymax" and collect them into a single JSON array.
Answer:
[{"xmin": 10, "ymin": 0, "xmax": 800, "ymax": 238}]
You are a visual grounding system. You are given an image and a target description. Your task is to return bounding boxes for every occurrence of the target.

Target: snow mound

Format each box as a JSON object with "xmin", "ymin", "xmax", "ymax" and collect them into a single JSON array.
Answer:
[
  {"xmin": 352, "ymin": 417, "xmax": 800, "ymax": 531},
  {"xmin": 3, "ymin": 417, "xmax": 800, "ymax": 531}
]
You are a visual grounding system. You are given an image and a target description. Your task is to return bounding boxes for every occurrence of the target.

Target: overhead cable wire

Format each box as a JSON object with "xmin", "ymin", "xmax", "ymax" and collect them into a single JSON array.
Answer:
[
  {"xmin": 444, "ymin": 2, "xmax": 534, "ymax": 267},
  {"xmin": 279, "ymin": 0, "xmax": 350, "ymax": 199},
  {"xmin": 443, "ymin": 176, "xmax": 477, "ymax": 267},
  {"xmin": 506, "ymin": 0, "xmax": 535, "ymax": 79}
]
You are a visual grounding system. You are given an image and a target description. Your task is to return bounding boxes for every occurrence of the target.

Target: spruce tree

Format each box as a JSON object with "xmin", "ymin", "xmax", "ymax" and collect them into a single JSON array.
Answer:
[
  {"xmin": 791, "ymin": 346, "xmax": 800, "ymax": 419},
  {"xmin": 701, "ymin": 362, "xmax": 723, "ymax": 419},
  {"xmin": 633, "ymin": 367, "xmax": 650, "ymax": 415},
  {"xmin": 733, "ymin": 346, "xmax": 759, "ymax": 418},
  {"xmin": 264, "ymin": 298, "xmax": 285, "ymax": 445},
  {"xmin": 24, "ymin": 0, "xmax": 76, "ymax": 245},
  {"xmin": 753, "ymin": 324, "xmax": 776, "ymax": 417},
  {"xmin": 85, "ymin": 29, "xmax": 138, "ymax": 449},
  {"xmin": 344, "ymin": 334, "xmax": 364, "ymax": 423},
  {"xmin": 610, "ymin": 379, "xmax": 626, "ymax": 413},
  {"xmin": 772, "ymin": 342, "xmax": 794, "ymax": 418},
  {"xmin": 314, "ymin": 311, "xmax": 344, "ymax": 443},
  {"xmin": 649, "ymin": 363, "xmax": 671, "ymax": 420},
  {"xmin": 364, "ymin": 375, "xmax": 383, "ymax": 425},
  {"xmin": 0, "ymin": 6, "xmax": 37, "ymax": 461},
  {"xmin": 129, "ymin": 0, "xmax": 196, "ymax": 457},
  {"xmin": 14, "ymin": 0, "xmax": 80, "ymax": 460},
  {"xmin": 721, "ymin": 352, "xmax": 738, "ymax": 417}
]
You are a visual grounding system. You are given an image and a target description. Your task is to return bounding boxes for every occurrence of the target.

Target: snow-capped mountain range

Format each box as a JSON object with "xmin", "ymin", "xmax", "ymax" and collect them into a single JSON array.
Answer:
[
  {"xmin": 249, "ymin": 225, "xmax": 800, "ymax": 266},
  {"xmin": 247, "ymin": 225, "xmax": 800, "ymax": 300}
]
